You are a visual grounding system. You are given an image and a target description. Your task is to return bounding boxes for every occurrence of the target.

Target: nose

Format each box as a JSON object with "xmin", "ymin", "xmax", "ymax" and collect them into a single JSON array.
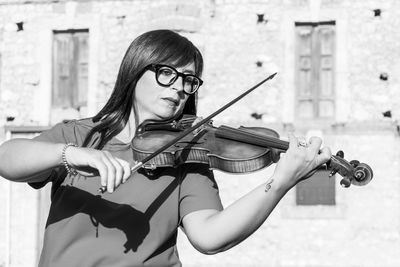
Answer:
[{"xmin": 171, "ymin": 75, "xmax": 185, "ymax": 94}]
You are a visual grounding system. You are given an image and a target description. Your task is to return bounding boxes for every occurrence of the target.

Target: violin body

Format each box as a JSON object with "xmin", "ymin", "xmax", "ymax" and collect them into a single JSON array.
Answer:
[{"xmin": 132, "ymin": 117, "xmax": 280, "ymax": 173}]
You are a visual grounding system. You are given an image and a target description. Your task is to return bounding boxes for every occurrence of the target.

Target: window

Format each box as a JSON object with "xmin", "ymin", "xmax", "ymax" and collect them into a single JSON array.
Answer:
[
  {"xmin": 0, "ymin": 53, "xmax": 2, "ymax": 93},
  {"xmin": 52, "ymin": 29, "xmax": 89, "ymax": 111},
  {"xmin": 295, "ymin": 21, "xmax": 335, "ymax": 119},
  {"xmin": 296, "ymin": 170, "xmax": 336, "ymax": 205},
  {"xmin": 294, "ymin": 21, "xmax": 336, "ymax": 205},
  {"xmin": 4, "ymin": 126, "xmax": 51, "ymax": 264},
  {"xmin": 0, "ymin": 45, "xmax": 2, "ymax": 95}
]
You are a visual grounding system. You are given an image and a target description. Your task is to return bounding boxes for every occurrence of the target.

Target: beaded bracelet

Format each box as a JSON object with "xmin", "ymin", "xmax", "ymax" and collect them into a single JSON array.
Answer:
[{"xmin": 62, "ymin": 143, "xmax": 78, "ymax": 175}]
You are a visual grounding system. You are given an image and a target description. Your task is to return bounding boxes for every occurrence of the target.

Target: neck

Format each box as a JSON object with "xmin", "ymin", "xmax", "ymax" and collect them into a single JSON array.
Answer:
[{"xmin": 115, "ymin": 109, "xmax": 138, "ymax": 143}]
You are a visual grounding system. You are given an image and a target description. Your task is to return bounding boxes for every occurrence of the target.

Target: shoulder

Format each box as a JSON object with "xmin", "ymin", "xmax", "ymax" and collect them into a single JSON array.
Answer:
[
  {"xmin": 49, "ymin": 117, "xmax": 97, "ymax": 131},
  {"xmin": 179, "ymin": 163, "xmax": 218, "ymax": 190},
  {"xmin": 65, "ymin": 118, "xmax": 101, "ymax": 146},
  {"xmin": 34, "ymin": 117, "xmax": 99, "ymax": 146},
  {"xmin": 69, "ymin": 117, "xmax": 98, "ymax": 133}
]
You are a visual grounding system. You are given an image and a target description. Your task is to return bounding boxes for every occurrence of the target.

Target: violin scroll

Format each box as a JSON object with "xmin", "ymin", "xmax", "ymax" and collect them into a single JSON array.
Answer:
[{"xmin": 327, "ymin": 151, "xmax": 373, "ymax": 188}]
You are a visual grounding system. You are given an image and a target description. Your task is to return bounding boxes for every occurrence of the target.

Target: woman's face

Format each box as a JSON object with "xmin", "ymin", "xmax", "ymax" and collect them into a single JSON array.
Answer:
[{"xmin": 134, "ymin": 63, "xmax": 195, "ymax": 123}]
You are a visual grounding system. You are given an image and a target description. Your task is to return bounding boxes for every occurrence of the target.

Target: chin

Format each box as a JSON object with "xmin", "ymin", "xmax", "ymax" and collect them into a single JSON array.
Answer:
[
  {"xmin": 163, "ymin": 107, "xmax": 184, "ymax": 119},
  {"xmin": 154, "ymin": 112, "xmax": 178, "ymax": 121}
]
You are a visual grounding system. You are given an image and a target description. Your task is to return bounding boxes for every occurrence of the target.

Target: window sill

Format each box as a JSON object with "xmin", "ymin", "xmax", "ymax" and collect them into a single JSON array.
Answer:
[
  {"xmin": 283, "ymin": 119, "xmax": 396, "ymax": 135},
  {"xmin": 280, "ymin": 202, "xmax": 346, "ymax": 220},
  {"xmin": 280, "ymin": 180, "xmax": 347, "ymax": 220}
]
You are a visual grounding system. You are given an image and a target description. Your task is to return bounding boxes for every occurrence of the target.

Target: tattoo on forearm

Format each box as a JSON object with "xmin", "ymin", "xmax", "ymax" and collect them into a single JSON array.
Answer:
[{"xmin": 265, "ymin": 179, "xmax": 274, "ymax": 192}]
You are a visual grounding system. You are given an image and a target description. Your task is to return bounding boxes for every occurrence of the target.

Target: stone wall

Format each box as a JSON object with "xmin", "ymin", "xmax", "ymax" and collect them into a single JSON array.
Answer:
[{"xmin": 0, "ymin": 0, "xmax": 399, "ymax": 266}]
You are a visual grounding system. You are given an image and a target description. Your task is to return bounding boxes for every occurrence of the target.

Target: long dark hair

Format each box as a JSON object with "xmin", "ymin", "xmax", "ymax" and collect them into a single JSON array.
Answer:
[{"xmin": 82, "ymin": 30, "xmax": 204, "ymax": 149}]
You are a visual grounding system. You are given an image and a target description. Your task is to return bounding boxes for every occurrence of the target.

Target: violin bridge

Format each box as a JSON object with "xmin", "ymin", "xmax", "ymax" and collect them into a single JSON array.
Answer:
[
  {"xmin": 192, "ymin": 120, "xmax": 213, "ymax": 136},
  {"xmin": 192, "ymin": 125, "xmax": 206, "ymax": 136},
  {"xmin": 143, "ymin": 163, "xmax": 157, "ymax": 170}
]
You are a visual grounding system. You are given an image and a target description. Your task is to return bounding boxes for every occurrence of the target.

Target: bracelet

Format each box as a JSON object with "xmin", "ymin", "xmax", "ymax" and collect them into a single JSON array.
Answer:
[{"xmin": 62, "ymin": 143, "xmax": 78, "ymax": 175}]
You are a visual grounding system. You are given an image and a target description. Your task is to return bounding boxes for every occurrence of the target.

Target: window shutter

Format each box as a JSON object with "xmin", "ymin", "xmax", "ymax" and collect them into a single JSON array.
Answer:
[
  {"xmin": 296, "ymin": 26, "xmax": 314, "ymax": 119},
  {"xmin": 52, "ymin": 30, "xmax": 89, "ymax": 110},
  {"xmin": 317, "ymin": 26, "xmax": 335, "ymax": 118},
  {"xmin": 52, "ymin": 34, "xmax": 73, "ymax": 108},
  {"xmin": 296, "ymin": 170, "xmax": 336, "ymax": 205},
  {"xmin": 295, "ymin": 23, "xmax": 335, "ymax": 119},
  {"xmin": 73, "ymin": 32, "xmax": 89, "ymax": 108}
]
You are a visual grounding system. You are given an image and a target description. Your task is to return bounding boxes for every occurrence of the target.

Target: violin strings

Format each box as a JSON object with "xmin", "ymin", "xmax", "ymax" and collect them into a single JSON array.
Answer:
[{"xmin": 215, "ymin": 125, "xmax": 289, "ymax": 151}]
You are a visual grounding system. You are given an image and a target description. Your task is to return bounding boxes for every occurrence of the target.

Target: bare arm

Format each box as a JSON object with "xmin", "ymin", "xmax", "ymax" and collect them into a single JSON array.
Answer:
[
  {"xmin": 0, "ymin": 138, "xmax": 131, "ymax": 192},
  {"xmin": 182, "ymin": 176, "xmax": 287, "ymax": 254},
  {"xmin": 182, "ymin": 134, "xmax": 332, "ymax": 254},
  {"xmin": 0, "ymin": 138, "xmax": 65, "ymax": 182}
]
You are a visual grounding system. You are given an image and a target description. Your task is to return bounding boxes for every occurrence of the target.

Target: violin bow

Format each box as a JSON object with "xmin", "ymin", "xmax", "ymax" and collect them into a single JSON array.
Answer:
[{"xmin": 98, "ymin": 73, "xmax": 277, "ymax": 193}]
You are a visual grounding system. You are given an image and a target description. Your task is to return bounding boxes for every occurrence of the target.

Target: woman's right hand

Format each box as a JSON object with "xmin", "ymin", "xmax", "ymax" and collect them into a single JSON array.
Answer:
[{"xmin": 64, "ymin": 146, "xmax": 132, "ymax": 193}]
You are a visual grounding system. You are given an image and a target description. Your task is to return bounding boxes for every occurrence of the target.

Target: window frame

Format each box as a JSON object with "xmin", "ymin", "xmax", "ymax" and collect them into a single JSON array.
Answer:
[{"xmin": 294, "ymin": 21, "xmax": 336, "ymax": 122}]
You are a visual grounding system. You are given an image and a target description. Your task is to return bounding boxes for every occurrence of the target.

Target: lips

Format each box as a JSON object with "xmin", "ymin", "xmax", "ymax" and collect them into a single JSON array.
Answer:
[{"xmin": 162, "ymin": 97, "xmax": 179, "ymax": 106}]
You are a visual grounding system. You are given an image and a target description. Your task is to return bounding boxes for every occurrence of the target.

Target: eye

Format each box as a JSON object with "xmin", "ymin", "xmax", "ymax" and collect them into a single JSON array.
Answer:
[
  {"xmin": 159, "ymin": 68, "xmax": 174, "ymax": 76},
  {"xmin": 184, "ymin": 76, "xmax": 195, "ymax": 84}
]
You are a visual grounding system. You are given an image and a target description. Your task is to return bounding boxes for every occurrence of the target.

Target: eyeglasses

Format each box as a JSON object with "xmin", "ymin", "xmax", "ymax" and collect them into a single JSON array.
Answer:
[{"xmin": 146, "ymin": 64, "xmax": 203, "ymax": 95}]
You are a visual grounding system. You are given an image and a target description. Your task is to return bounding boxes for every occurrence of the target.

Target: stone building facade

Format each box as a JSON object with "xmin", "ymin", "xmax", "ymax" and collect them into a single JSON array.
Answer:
[{"xmin": 0, "ymin": 0, "xmax": 399, "ymax": 266}]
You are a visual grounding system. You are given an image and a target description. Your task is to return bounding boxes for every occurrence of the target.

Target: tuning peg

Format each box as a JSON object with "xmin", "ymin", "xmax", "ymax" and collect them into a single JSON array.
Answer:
[
  {"xmin": 340, "ymin": 177, "xmax": 352, "ymax": 188},
  {"xmin": 349, "ymin": 160, "xmax": 360, "ymax": 168},
  {"xmin": 329, "ymin": 169, "xmax": 338, "ymax": 177},
  {"xmin": 336, "ymin": 150, "xmax": 344, "ymax": 158}
]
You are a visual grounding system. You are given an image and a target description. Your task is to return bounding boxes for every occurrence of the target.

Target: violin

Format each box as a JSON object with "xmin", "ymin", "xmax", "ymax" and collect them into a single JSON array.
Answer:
[
  {"xmin": 130, "ymin": 115, "xmax": 373, "ymax": 188},
  {"xmin": 99, "ymin": 73, "xmax": 373, "ymax": 193}
]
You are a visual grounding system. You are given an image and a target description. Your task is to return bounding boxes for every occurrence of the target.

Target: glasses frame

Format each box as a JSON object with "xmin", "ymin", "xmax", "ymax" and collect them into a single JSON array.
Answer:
[{"xmin": 146, "ymin": 64, "xmax": 203, "ymax": 95}]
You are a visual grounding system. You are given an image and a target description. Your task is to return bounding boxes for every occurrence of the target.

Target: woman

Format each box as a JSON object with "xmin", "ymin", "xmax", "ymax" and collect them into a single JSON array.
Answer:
[{"xmin": 0, "ymin": 30, "xmax": 331, "ymax": 267}]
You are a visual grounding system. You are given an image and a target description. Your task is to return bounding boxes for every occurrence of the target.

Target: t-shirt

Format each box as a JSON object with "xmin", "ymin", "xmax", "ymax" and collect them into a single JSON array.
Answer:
[{"xmin": 30, "ymin": 119, "xmax": 223, "ymax": 267}]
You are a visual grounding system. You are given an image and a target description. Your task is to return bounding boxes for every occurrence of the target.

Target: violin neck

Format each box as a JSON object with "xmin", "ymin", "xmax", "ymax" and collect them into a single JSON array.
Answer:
[{"xmin": 215, "ymin": 125, "xmax": 289, "ymax": 151}]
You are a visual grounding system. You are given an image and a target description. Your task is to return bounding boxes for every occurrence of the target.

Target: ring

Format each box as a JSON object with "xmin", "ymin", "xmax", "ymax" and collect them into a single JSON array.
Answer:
[{"xmin": 297, "ymin": 139, "xmax": 308, "ymax": 148}]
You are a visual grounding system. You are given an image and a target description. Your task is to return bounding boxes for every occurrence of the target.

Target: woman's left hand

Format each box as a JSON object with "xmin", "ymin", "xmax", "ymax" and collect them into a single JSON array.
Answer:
[{"xmin": 272, "ymin": 133, "xmax": 332, "ymax": 190}]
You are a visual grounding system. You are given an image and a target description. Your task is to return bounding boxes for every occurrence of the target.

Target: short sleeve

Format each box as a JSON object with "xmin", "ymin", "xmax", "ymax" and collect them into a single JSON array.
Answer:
[
  {"xmin": 179, "ymin": 164, "xmax": 223, "ymax": 222},
  {"xmin": 29, "ymin": 120, "xmax": 79, "ymax": 189},
  {"xmin": 33, "ymin": 120, "xmax": 80, "ymax": 145}
]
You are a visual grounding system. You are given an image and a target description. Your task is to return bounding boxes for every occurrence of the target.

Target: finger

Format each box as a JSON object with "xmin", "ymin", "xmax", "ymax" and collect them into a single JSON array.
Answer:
[
  {"xmin": 117, "ymin": 159, "xmax": 132, "ymax": 183},
  {"xmin": 105, "ymin": 154, "xmax": 123, "ymax": 189},
  {"xmin": 287, "ymin": 133, "xmax": 298, "ymax": 151},
  {"xmin": 101, "ymin": 153, "xmax": 116, "ymax": 193},
  {"xmin": 316, "ymin": 146, "xmax": 332, "ymax": 165},
  {"xmin": 192, "ymin": 116, "xmax": 203, "ymax": 126},
  {"xmin": 308, "ymin": 136, "xmax": 322, "ymax": 154},
  {"xmin": 93, "ymin": 160, "xmax": 108, "ymax": 188}
]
